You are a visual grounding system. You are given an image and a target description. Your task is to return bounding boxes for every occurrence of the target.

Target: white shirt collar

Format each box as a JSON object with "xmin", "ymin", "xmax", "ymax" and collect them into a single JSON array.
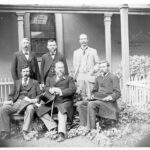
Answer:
[
  {"xmin": 22, "ymin": 50, "xmax": 29, "ymax": 55},
  {"xmin": 22, "ymin": 77, "xmax": 29, "ymax": 85}
]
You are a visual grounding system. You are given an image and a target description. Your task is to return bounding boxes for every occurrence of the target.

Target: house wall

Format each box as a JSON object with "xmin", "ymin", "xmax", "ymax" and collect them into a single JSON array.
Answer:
[
  {"xmin": 63, "ymin": 14, "xmax": 150, "ymax": 73},
  {"xmin": 0, "ymin": 12, "xmax": 150, "ymax": 78},
  {"xmin": 0, "ymin": 13, "xmax": 18, "ymax": 78},
  {"xmin": 63, "ymin": 13, "xmax": 105, "ymax": 72}
]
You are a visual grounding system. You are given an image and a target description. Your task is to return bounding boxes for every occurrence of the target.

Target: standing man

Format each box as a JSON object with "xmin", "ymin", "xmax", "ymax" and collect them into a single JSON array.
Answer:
[
  {"xmin": 40, "ymin": 39, "xmax": 68, "ymax": 88},
  {"xmin": 11, "ymin": 38, "xmax": 41, "ymax": 83},
  {"xmin": 78, "ymin": 61, "xmax": 121, "ymax": 134},
  {"xmin": 0, "ymin": 65, "xmax": 41, "ymax": 140},
  {"xmin": 36, "ymin": 61, "xmax": 76, "ymax": 142},
  {"xmin": 73, "ymin": 34, "xmax": 100, "ymax": 100}
]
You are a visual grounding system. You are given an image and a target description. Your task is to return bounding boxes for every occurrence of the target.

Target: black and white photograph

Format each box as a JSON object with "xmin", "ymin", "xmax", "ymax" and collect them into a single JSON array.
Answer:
[{"xmin": 0, "ymin": 0, "xmax": 150, "ymax": 147}]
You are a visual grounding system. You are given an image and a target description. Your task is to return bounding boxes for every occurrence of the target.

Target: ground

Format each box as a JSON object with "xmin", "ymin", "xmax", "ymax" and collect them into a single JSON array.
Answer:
[{"xmin": 1, "ymin": 100, "xmax": 150, "ymax": 147}]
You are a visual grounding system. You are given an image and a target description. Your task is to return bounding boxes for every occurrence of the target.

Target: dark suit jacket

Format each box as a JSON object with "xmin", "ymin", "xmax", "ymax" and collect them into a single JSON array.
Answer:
[
  {"xmin": 8, "ymin": 78, "xmax": 41, "ymax": 114},
  {"xmin": 92, "ymin": 72, "xmax": 121, "ymax": 120},
  {"xmin": 11, "ymin": 51, "xmax": 41, "ymax": 83},
  {"xmin": 37, "ymin": 75, "xmax": 76, "ymax": 120},
  {"xmin": 40, "ymin": 51, "xmax": 68, "ymax": 84}
]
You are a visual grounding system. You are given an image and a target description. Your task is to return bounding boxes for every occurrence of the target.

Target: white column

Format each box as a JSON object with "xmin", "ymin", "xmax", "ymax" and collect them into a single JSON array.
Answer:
[
  {"xmin": 104, "ymin": 13, "xmax": 112, "ymax": 70},
  {"xmin": 120, "ymin": 5, "xmax": 130, "ymax": 102},
  {"xmin": 55, "ymin": 13, "xmax": 64, "ymax": 55},
  {"xmin": 16, "ymin": 12, "xmax": 25, "ymax": 51},
  {"xmin": 24, "ymin": 13, "xmax": 31, "ymax": 40}
]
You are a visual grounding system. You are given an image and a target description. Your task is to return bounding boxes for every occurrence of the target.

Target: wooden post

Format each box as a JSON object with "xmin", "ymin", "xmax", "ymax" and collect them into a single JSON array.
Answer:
[
  {"xmin": 16, "ymin": 12, "xmax": 25, "ymax": 51},
  {"xmin": 104, "ymin": 13, "xmax": 112, "ymax": 70},
  {"xmin": 55, "ymin": 13, "xmax": 64, "ymax": 55},
  {"xmin": 24, "ymin": 13, "xmax": 31, "ymax": 41},
  {"xmin": 120, "ymin": 4, "xmax": 130, "ymax": 102}
]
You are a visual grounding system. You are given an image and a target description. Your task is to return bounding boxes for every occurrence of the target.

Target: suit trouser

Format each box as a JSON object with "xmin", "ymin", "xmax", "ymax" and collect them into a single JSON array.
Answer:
[
  {"xmin": 78, "ymin": 101, "xmax": 100, "ymax": 130},
  {"xmin": 77, "ymin": 73, "xmax": 95, "ymax": 99},
  {"xmin": 40, "ymin": 111, "xmax": 67, "ymax": 134},
  {"xmin": 0, "ymin": 100, "xmax": 35, "ymax": 132}
]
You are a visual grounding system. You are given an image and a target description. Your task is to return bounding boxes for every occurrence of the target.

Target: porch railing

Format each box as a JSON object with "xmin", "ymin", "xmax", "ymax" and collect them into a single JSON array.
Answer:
[{"xmin": 0, "ymin": 78, "xmax": 13, "ymax": 105}]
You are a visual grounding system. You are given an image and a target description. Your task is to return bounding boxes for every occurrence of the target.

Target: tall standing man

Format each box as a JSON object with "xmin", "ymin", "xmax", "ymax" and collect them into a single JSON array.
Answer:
[
  {"xmin": 11, "ymin": 38, "xmax": 41, "ymax": 83},
  {"xmin": 73, "ymin": 34, "xmax": 100, "ymax": 100},
  {"xmin": 78, "ymin": 61, "xmax": 121, "ymax": 135},
  {"xmin": 0, "ymin": 65, "xmax": 41, "ymax": 141},
  {"xmin": 40, "ymin": 39, "xmax": 68, "ymax": 88}
]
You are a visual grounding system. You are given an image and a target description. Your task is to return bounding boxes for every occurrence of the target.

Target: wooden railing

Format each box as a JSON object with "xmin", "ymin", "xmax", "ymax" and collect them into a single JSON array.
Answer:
[
  {"xmin": 0, "ymin": 78, "xmax": 13, "ymax": 105},
  {"xmin": 126, "ymin": 80, "xmax": 150, "ymax": 112}
]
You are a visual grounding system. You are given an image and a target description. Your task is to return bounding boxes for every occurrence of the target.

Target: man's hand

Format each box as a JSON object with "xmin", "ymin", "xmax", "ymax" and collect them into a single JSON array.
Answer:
[
  {"xmin": 30, "ymin": 98, "xmax": 38, "ymax": 104},
  {"xmin": 90, "ymin": 95, "xmax": 95, "ymax": 100},
  {"xmin": 35, "ymin": 103, "xmax": 41, "ymax": 107},
  {"xmin": 3, "ymin": 101, "xmax": 13, "ymax": 106},
  {"xmin": 102, "ymin": 96, "xmax": 113, "ymax": 101},
  {"xmin": 49, "ymin": 87, "xmax": 62, "ymax": 96},
  {"xmin": 23, "ymin": 96, "xmax": 32, "ymax": 103},
  {"xmin": 40, "ymin": 83, "xmax": 45, "ymax": 90}
]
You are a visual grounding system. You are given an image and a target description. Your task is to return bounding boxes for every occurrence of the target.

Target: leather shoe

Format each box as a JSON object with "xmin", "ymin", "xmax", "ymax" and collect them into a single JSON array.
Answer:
[
  {"xmin": 22, "ymin": 131, "xmax": 31, "ymax": 141},
  {"xmin": 0, "ymin": 132, "xmax": 10, "ymax": 140},
  {"xmin": 57, "ymin": 132, "xmax": 65, "ymax": 142}
]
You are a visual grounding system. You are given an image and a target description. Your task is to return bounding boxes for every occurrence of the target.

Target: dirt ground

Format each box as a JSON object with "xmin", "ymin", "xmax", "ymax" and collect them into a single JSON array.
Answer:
[
  {"xmin": 1, "ymin": 122, "xmax": 150, "ymax": 147},
  {"xmin": 1, "ymin": 100, "xmax": 150, "ymax": 147}
]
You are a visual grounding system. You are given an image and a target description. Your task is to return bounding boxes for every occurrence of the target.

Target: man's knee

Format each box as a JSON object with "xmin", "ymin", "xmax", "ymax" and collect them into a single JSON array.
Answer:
[
  {"xmin": 88, "ymin": 101, "xmax": 97, "ymax": 109},
  {"xmin": 76, "ymin": 101, "xmax": 87, "ymax": 111},
  {"xmin": 25, "ymin": 105, "xmax": 35, "ymax": 113}
]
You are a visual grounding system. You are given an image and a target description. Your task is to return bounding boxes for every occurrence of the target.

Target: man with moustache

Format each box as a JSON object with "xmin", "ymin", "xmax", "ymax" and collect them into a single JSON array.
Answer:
[
  {"xmin": 77, "ymin": 61, "xmax": 121, "ymax": 135},
  {"xmin": 73, "ymin": 34, "xmax": 100, "ymax": 100},
  {"xmin": 40, "ymin": 39, "xmax": 68, "ymax": 89},
  {"xmin": 0, "ymin": 65, "xmax": 41, "ymax": 141},
  {"xmin": 36, "ymin": 61, "xmax": 76, "ymax": 142},
  {"xmin": 11, "ymin": 38, "xmax": 41, "ymax": 83}
]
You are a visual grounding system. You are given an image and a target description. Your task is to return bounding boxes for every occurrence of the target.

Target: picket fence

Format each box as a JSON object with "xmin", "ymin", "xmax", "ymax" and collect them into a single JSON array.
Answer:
[
  {"xmin": 0, "ymin": 78, "xmax": 13, "ymax": 105},
  {"xmin": 0, "ymin": 77, "xmax": 150, "ymax": 111},
  {"xmin": 126, "ymin": 77, "xmax": 150, "ymax": 112}
]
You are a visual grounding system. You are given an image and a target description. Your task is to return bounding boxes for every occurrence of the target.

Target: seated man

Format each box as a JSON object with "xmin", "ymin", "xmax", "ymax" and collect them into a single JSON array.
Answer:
[
  {"xmin": 77, "ymin": 60, "xmax": 121, "ymax": 135},
  {"xmin": 36, "ymin": 61, "xmax": 76, "ymax": 142},
  {"xmin": 0, "ymin": 65, "xmax": 41, "ymax": 140}
]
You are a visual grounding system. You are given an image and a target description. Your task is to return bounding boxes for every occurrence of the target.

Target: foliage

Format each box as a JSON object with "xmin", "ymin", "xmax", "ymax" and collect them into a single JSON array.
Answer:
[
  {"xmin": 129, "ymin": 55, "xmax": 150, "ymax": 78},
  {"xmin": 67, "ymin": 100, "xmax": 150, "ymax": 146},
  {"xmin": 115, "ymin": 55, "xmax": 150, "ymax": 79}
]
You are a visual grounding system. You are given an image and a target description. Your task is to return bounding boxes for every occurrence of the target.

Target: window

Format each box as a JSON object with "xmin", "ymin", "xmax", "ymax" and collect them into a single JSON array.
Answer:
[{"xmin": 30, "ymin": 13, "xmax": 56, "ymax": 57}]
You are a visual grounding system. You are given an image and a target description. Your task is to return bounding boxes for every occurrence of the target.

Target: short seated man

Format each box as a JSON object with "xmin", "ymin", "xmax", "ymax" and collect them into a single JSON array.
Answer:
[
  {"xmin": 36, "ymin": 61, "xmax": 76, "ymax": 142},
  {"xmin": 77, "ymin": 60, "xmax": 121, "ymax": 135},
  {"xmin": 0, "ymin": 66, "xmax": 41, "ymax": 140}
]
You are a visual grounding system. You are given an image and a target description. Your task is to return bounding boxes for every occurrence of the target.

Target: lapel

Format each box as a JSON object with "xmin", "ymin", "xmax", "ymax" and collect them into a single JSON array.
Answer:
[
  {"xmin": 16, "ymin": 79, "xmax": 22, "ymax": 91},
  {"xmin": 85, "ymin": 47, "xmax": 90, "ymax": 63},
  {"xmin": 28, "ymin": 52, "xmax": 34, "ymax": 62},
  {"xmin": 19, "ymin": 51, "xmax": 28, "ymax": 62},
  {"xmin": 53, "ymin": 75, "xmax": 66, "ymax": 86},
  {"xmin": 102, "ymin": 72, "xmax": 110, "ymax": 84},
  {"xmin": 47, "ymin": 52, "xmax": 53, "ymax": 68},
  {"xmin": 27, "ymin": 78, "xmax": 34, "ymax": 91}
]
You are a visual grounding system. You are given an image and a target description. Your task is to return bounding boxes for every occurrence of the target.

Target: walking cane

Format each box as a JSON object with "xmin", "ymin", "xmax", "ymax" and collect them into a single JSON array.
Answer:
[{"xmin": 50, "ymin": 92, "xmax": 56, "ymax": 119}]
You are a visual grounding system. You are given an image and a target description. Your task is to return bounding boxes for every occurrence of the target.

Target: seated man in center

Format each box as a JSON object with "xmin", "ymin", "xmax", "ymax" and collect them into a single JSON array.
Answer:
[
  {"xmin": 77, "ymin": 60, "xmax": 121, "ymax": 135},
  {"xmin": 36, "ymin": 61, "xmax": 76, "ymax": 142}
]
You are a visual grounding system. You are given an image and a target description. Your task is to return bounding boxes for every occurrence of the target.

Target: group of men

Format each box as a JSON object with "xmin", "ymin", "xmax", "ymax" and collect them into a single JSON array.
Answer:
[{"xmin": 0, "ymin": 33, "xmax": 121, "ymax": 143}]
